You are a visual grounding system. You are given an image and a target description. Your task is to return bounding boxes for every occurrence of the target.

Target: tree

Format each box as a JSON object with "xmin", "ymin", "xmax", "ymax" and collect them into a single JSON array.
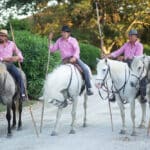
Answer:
[{"xmin": 3, "ymin": 0, "xmax": 150, "ymax": 54}]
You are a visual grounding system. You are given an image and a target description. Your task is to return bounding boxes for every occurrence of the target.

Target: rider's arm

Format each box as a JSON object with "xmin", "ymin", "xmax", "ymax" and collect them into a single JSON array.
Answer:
[
  {"xmin": 12, "ymin": 42, "xmax": 24, "ymax": 62},
  {"xmin": 110, "ymin": 44, "xmax": 126, "ymax": 59}
]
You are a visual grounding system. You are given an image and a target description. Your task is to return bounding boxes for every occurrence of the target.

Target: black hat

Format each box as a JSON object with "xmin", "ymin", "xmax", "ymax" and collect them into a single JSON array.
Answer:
[
  {"xmin": 128, "ymin": 29, "xmax": 138, "ymax": 35},
  {"xmin": 61, "ymin": 25, "xmax": 71, "ymax": 32}
]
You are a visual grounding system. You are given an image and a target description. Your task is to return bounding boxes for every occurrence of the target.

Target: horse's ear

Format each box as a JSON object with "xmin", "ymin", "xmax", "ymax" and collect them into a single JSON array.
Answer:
[
  {"xmin": 104, "ymin": 58, "xmax": 107, "ymax": 63},
  {"xmin": 96, "ymin": 58, "xmax": 100, "ymax": 63},
  {"xmin": 143, "ymin": 53, "xmax": 147, "ymax": 58}
]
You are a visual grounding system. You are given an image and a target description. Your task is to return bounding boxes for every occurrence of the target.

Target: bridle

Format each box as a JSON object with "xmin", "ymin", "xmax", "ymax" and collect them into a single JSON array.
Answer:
[
  {"xmin": 96, "ymin": 62, "xmax": 131, "ymax": 104},
  {"xmin": 130, "ymin": 57, "xmax": 147, "ymax": 88}
]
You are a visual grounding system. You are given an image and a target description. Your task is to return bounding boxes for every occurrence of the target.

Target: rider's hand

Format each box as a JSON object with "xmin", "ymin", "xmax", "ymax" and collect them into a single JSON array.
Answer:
[
  {"xmin": 101, "ymin": 53, "xmax": 111, "ymax": 59},
  {"xmin": 70, "ymin": 57, "xmax": 77, "ymax": 63},
  {"xmin": 48, "ymin": 32, "xmax": 54, "ymax": 42},
  {"xmin": 3, "ymin": 56, "xmax": 19, "ymax": 62},
  {"xmin": 117, "ymin": 56, "xmax": 124, "ymax": 61}
]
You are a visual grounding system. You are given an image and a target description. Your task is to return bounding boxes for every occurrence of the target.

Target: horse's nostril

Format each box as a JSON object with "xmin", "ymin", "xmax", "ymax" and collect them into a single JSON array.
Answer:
[
  {"xmin": 130, "ymin": 82, "xmax": 135, "ymax": 87},
  {"xmin": 95, "ymin": 83, "xmax": 101, "ymax": 89}
]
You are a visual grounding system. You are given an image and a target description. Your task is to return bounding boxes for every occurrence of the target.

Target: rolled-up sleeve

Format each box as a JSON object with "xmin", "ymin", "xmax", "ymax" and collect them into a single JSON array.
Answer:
[{"xmin": 111, "ymin": 44, "xmax": 126, "ymax": 58}]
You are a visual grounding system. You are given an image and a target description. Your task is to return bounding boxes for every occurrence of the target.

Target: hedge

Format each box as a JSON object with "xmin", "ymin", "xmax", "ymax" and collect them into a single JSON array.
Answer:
[{"xmin": 12, "ymin": 30, "xmax": 100, "ymax": 99}]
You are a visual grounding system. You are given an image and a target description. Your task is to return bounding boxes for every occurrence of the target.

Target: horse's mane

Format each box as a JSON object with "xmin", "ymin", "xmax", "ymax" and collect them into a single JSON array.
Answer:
[{"xmin": 105, "ymin": 58, "xmax": 128, "ymax": 73}]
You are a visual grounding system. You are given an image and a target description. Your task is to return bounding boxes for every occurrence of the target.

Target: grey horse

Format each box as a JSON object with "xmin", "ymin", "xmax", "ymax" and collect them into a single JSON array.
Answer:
[{"xmin": 0, "ymin": 62, "xmax": 26, "ymax": 136}]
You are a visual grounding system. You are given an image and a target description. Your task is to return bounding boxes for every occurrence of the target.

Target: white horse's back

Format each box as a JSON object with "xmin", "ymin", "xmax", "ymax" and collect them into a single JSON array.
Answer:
[{"xmin": 43, "ymin": 64, "xmax": 83, "ymax": 104}]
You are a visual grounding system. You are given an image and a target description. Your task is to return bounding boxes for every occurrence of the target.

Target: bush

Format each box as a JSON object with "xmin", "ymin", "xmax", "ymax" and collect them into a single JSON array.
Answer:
[
  {"xmin": 12, "ymin": 30, "xmax": 100, "ymax": 98},
  {"xmin": 14, "ymin": 30, "xmax": 61, "ymax": 99},
  {"xmin": 144, "ymin": 44, "xmax": 150, "ymax": 55},
  {"xmin": 6, "ymin": 19, "xmax": 31, "ymax": 31},
  {"xmin": 80, "ymin": 43, "xmax": 100, "ymax": 70}
]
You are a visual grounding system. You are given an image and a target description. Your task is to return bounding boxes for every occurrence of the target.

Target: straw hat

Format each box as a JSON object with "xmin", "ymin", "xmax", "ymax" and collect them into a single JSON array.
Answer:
[{"xmin": 0, "ymin": 29, "xmax": 8, "ymax": 36}]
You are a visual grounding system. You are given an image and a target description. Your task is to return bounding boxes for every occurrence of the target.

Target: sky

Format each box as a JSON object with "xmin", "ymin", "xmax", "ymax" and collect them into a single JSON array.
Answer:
[{"xmin": 0, "ymin": 0, "xmax": 58, "ymax": 26}]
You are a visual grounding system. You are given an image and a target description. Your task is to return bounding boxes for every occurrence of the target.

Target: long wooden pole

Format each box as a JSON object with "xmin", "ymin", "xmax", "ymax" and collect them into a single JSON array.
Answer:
[
  {"xmin": 95, "ymin": 1, "xmax": 105, "ymax": 55},
  {"xmin": 106, "ymin": 82, "xmax": 114, "ymax": 131},
  {"xmin": 147, "ymin": 119, "xmax": 150, "ymax": 136},
  {"xmin": 9, "ymin": 23, "xmax": 39, "ymax": 137},
  {"xmin": 40, "ymin": 38, "xmax": 51, "ymax": 133}
]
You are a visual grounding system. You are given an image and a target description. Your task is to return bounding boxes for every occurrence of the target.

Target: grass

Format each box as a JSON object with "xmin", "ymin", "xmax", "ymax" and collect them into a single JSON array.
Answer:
[{"xmin": 0, "ymin": 100, "xmax": 37, "ymax": 113}]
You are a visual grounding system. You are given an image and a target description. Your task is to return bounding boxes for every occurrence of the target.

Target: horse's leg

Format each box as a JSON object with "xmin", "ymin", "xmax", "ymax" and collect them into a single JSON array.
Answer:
[
  {"xmin": 138, "ymin": 97, "xmax": 146, "ymax": 128},
  {"xmin": 18, "ymin": 99, "xmax": 23, "ymax": 130},
  {"xmin": 130, "ymin": 99, "xmax": 136, "ymax": 136},
  {"xmin": 117, "ymin": 98, "xmax": 126, "ymax": 134},
  {"xmin": 69, "ymin": 98, "xmax": 78, "ymax": 134},
  {"xmin": 11, "ymin": 101, "xmax": 16, "ymax": 129},
  {"xmin": 83, "ymin": 92, "xmax": 88, "ymax": 127},
  {"xmin": 6, "ymin": 104, "xmax": 12, "ymax": 137},
  {"xmin": 51, "ymin": 107, "xmax": 63, "ymax": 136}
]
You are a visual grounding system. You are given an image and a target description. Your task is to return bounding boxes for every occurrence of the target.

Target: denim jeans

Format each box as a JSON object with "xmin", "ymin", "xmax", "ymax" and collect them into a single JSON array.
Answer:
[
  {"xmin": 76, "ymin": 59, "xmax": 91, "ymax": 89},
  {"xmin": 6, "ymin": 63, "xmax": 25, "ymax": 96}
]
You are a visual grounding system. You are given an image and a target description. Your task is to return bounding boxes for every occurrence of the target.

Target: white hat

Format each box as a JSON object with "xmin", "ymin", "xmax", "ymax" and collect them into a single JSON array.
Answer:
[{"xmin": 0, "ymin": 29, "xmax": 8, "ymax": 36}]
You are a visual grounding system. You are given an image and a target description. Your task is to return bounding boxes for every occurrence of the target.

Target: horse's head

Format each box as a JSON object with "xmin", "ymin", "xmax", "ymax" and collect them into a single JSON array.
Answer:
[
  {"xmin": 95, "ymin": 58, "xmax": 110, "ymax": 89},
  {"xmin": 130, "ymin": 55, "xmax": 147, "ymax": 80}
]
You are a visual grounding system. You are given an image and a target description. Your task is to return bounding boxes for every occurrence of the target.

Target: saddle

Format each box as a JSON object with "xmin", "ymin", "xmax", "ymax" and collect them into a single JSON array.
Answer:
[{"xmin": 62, "ymin": 58, "xmax": 84, "ymax": 76}]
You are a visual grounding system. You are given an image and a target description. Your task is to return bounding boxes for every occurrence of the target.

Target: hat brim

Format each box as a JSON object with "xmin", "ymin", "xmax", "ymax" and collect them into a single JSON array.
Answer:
[{"xmin": 0, "ymin": 32, "xmax": 8, "ymax": 36}]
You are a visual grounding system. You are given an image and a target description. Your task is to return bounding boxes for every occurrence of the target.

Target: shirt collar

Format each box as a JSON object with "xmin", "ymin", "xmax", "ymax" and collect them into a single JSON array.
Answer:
[
  {"xmin": 128, "ymin": 40, "xmax": 139, "ymax": 46},
  {"xmin": 60, "ymin": 36, "xmax": 71, "ymax": 42}
]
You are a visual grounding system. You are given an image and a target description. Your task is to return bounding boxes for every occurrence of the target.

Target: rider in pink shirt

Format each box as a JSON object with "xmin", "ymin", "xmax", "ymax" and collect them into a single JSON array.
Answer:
[
  {"xmin": 49, "ymin": 25, "xmax": 93, "ymax": 95},
  {"xmin": 106, "ymin": 29, "xmax": 146, "ymax": 103},
  {"xmin": 107, "ymin": 29, "xmax": 143, "ymax": 62},
  {"xmin": 0, "ymin": 29, "xmax": 26, "ymax": 101}
]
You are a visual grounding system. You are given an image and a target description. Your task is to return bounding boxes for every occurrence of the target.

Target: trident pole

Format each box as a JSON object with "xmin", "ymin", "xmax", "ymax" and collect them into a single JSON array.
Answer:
[
  {"xmin": 9, "ymin": 23, "xmax": 39, "ymax": 137},
  {"xmin": 147, "ymin": 119, "xmax": 150, "ymax": 136},
  {"xmin": 94, "ymin": 1, "xmax": 113, "ymax": 131},
  {"xmin": 106, "ymin": 83, "xmax": 114, "ymax": 131},
  {"xmin": 95, "ymin": 1, "xmax": 105, "ymax": 55},
  {"xmin": 40, "ymin": 37, "xmax": 51, "ymax": 133}
]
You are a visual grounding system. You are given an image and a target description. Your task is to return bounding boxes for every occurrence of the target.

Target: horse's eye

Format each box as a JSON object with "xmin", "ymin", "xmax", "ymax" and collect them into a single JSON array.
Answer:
[
  {"xmin": 102, "ymin": 68, "xmax": 106, "ymax": 72},
  {"xmin": 138, "ymin": 66, "xmax": 141, "ymax": 70}
]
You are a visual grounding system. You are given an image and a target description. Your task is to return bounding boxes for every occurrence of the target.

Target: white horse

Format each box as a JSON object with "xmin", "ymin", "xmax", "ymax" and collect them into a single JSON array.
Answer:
[
  {"xmin": 96, "ymin": 58, "xmax": 146, "ymax": 135},
  {"xmin": 43, "ymin": 64, "xmax": 92, "ymax": 136},
  {"xmin": 130, "ymin": 55, "xmax": 150, "ymax": 128}
]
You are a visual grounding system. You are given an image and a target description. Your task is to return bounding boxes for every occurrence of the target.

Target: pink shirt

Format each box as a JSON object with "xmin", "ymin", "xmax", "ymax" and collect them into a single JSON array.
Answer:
[
  {"xmin": 49, "ymin": 36, "xmax": 80, "ymax": 59},
  {"xmin": 0, "ymin": 40, "xmax": 23, "ymax": 62},
  {"xmin": 111, "ymin": 41, "xmax": 143, "ymax": 60}
]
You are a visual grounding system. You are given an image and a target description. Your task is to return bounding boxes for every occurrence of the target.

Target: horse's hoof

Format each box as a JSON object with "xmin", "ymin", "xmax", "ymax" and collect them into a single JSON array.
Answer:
[
  {"xmin": 69, "ymin": 129, "xmax": 76, "ymax": 134},
  {"xmin": 131, "ymin": 131, "xmax": 136, "ymax": 136},
  {"xmin": 7, "ymin": 133, "xmax": 12, "ymax": 138},
  {"xmin": 17, "ymin": 126, "xmax": 22, "ymax": 131},
  {"xmin": 11, "ymin": 125, "xmax": 16, "ymax": 130},
  {"xmin": 83, "ymin": 123, "xmax": 87, "ymax": 128},
  {"xmin": 138, "ymin": 124, "xmax": 146, "ymax": 129},
  {"xmin": 119, "ymin": 129, "xmax": 126, "ymax": 134},
  {"xmin": 51, "ymin": 131, "xmax": 57, "ymax": 136}
]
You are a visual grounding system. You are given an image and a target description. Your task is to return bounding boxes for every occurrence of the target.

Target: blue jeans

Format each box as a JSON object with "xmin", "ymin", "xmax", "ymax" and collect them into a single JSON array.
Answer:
[
  {"xmin": 76, "ymin": 59, "xmax": 91, "ymax": 89},
  {"xmin": 6, "ymin": 63, "xmax": 25, "ymax": 96}
]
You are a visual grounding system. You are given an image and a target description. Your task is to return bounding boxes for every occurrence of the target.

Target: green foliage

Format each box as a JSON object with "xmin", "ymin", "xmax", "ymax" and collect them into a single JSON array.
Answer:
[
  {"xmin": 14, "ymin": 30, "xmax": 61, "ymax": 98},
  {"xmin": 144, "ymin": 44, "xmax": 150, "ymax": 55},
  {"xmin": 12, "ymin": 30, "xmax": 99, "ymax": 98},
  {"xmin": 6, "ymin": 19, "xmax": 31, "ymax": 31},
  {"xmin": 80, "ymin": 43, "xmax": 100, "ymax": 70}
]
